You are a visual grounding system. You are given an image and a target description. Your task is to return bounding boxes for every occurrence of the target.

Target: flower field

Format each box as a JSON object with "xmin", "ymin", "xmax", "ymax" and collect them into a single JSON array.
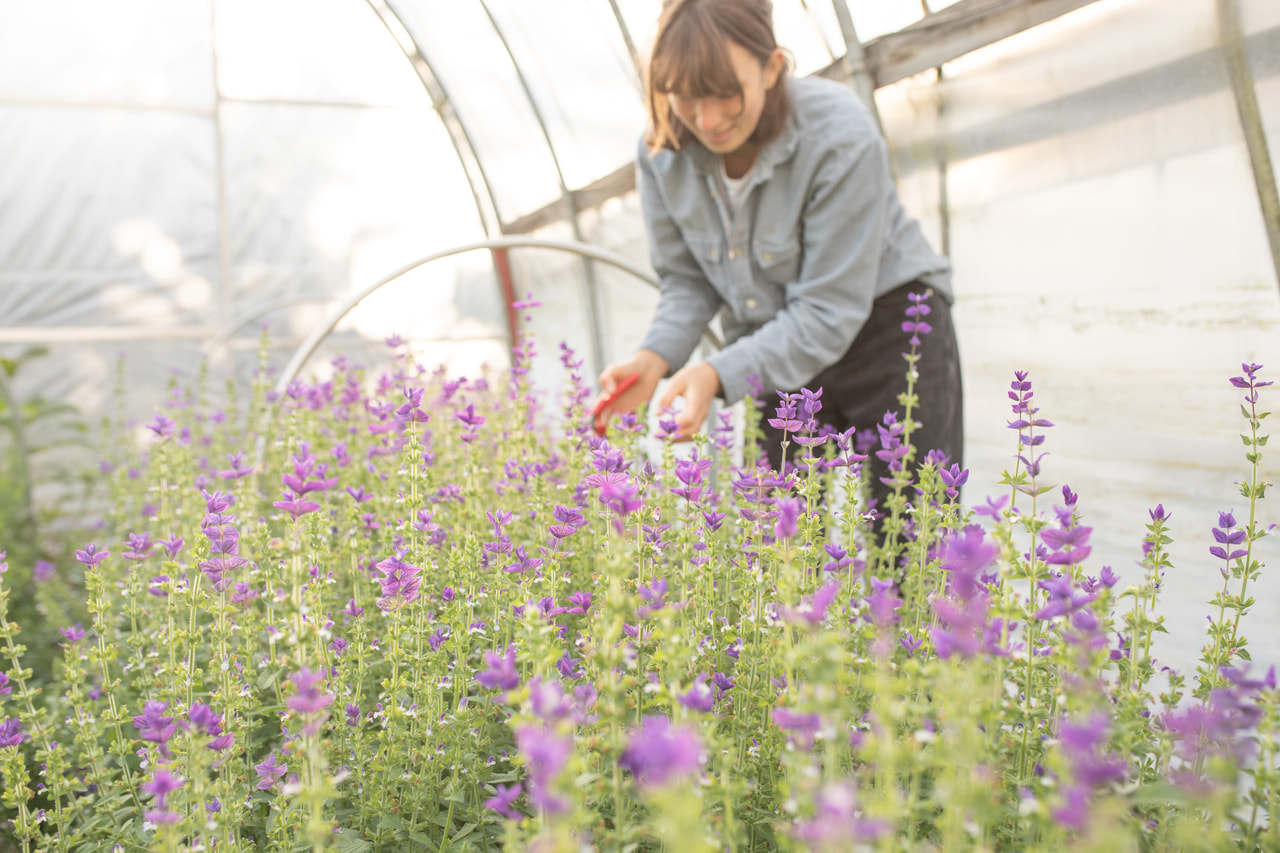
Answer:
[{"xmin": 0, "ymin": 304, "xmax": 1275, "ymax": 852}]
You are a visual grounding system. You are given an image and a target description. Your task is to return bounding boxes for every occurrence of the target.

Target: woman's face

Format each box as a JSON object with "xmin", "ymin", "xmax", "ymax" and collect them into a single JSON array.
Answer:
[{"xmin": 667, "ymin": 41, "xmax": 783, "ymax": 156}]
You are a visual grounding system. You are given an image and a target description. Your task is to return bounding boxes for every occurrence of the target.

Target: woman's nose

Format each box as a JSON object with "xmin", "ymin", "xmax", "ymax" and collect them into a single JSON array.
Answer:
[{"xmin": 695, "ymin": 100, "xmax": 722, "ymax": 130}]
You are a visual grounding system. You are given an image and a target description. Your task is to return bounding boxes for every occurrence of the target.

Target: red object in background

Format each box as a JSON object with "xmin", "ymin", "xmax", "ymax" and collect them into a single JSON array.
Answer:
[
  {"xmin": 492, "ymin": 248, "xmax": 520, "ymax": 350},
  {"xmin": 591, "ymin": 372, "xmax": 640, "ymax": 436}
]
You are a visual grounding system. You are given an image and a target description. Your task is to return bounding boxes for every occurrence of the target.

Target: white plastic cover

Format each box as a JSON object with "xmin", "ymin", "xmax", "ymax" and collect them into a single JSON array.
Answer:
[{"xmin": 877, "ymin": 0, "xmax": 1280, "ymax": 675}]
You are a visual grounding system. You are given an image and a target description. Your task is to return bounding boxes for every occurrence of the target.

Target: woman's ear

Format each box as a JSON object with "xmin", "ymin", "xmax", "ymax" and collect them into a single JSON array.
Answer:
[{"xmin": 764, "ymin": 47, "xmax": 786, "ymax": 90}]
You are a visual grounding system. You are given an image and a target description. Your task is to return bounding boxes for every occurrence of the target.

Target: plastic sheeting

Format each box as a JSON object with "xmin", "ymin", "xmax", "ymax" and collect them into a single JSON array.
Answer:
[
  {"xmin": 0, "ymin": 0, "xmax": 501, "ymax": 421},
  {"xmin": 877, "ymin": 0, "xmax": 1280, "ymax": 678}
]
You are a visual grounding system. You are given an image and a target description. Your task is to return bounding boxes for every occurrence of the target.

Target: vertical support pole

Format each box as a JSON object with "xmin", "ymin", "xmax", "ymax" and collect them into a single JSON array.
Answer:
[
  {"xmin": 919, "ymin": 0, "xmax": 951, "ymax": 258},
  {"xmin": 492, "ymin": 247, "xmax": 521, "ymax": 347},
  {"xmin": 476, "ymin": 0, "xmax": 608, "ymax": 378},
  {"xmin": 366, "ymin": 0, "xmax": 519, "ymax": 358},
  {"xmin": 1218, "ymin": 0, "xmax": 1280, "ymax": 292},
  {"xmin": 829, "ymin": 0, "xmax": 884, "ymax": 130},
  {"xmin": 210, "ymin": 0, "xmax": 233, "ymax": 330},
  {"xmin": 605, "ymin": 0, "xmax": 645, "ymax": 87}
]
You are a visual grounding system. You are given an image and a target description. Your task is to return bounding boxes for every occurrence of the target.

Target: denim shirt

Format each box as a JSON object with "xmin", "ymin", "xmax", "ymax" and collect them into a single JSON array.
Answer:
[{"xmin": 637, "ymin": 75, "xmax": 952, "ymax": 404}]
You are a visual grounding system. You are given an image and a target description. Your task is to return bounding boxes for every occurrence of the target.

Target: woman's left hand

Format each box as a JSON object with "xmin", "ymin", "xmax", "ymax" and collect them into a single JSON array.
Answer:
[{"xmin": 657, "ymin": 362, "xmax": 722, "ymax": 441}]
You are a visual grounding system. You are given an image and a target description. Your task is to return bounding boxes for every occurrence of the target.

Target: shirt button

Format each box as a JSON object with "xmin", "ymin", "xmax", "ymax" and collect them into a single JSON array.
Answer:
[
  {"xmin": 762, "ymin": 251, "xmax": 772, "ymax": 263},
  {"xmin": 746, "ymin": 298, "xmax": 758, "ymax": 309},
  {"xmin": 729, "ymin": 247, "xmax": 740, "ymax": 259}
]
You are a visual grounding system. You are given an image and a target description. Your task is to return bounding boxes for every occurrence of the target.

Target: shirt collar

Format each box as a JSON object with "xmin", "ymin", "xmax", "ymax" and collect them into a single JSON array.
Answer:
[{"xmin": 684, "ymin": 97, "xmax": 800, "ymax": 183}]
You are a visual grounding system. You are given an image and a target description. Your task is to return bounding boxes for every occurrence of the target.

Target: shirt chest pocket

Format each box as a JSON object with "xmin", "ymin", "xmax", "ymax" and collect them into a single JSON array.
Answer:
[
  {"xmin": 753, "ymin": 237, "xmax": 802, "ymax": 287},
  {"xmin": 683, "ymin": 230, "xmax": 729, "ymax": 294}
]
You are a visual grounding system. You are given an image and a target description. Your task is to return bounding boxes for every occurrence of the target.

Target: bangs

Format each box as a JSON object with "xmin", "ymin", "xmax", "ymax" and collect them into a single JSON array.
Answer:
[{"xmin": 650, "ymin": 8, "xmax": 742, "ymax": 99}]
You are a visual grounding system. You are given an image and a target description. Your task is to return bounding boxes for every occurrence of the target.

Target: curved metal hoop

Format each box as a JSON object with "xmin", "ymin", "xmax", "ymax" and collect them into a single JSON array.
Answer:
[{"xmin": 272, "ymin": 236, "xmax": 723, "ymax": 395}]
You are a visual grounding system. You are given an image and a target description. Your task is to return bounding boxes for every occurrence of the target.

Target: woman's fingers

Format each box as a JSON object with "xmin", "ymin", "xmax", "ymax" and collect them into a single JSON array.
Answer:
[{"xmin": 659, "ymin": 363, "xmax": 721, "ymax": 440}]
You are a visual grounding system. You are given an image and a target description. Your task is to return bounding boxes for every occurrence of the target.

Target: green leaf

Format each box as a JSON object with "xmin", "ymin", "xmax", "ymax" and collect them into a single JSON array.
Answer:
[
  {"xmin": 1130, "ymin": 782, "xmax": 1193, "ymax": 806},
  {"xmin": 333, "ymin": 832, "xmax": 374, "ymax": 853},
  {"xmin": 256, "ymin": 668, "xmax": 280, "ymax": 690},
  {"xmin": 1239, "ymin": 648, "xmax": 1253, "ymax": 661}
]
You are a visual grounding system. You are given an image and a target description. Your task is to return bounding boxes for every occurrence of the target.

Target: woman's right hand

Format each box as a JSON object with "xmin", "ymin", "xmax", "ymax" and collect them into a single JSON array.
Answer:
[{"xmin": 593, "ymin": 349, "xmax": 668, "ymax": 432}]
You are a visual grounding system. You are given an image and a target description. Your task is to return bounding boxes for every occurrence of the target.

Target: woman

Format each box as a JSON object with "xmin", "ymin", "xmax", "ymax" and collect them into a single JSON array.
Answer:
[{"xmin": 595, "ymin": 0, "xmax": 963, "ymax": 521}]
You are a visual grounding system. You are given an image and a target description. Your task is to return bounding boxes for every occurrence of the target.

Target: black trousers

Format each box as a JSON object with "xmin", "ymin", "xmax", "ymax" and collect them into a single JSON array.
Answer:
[{"xmin": 759, "ymin": 282, "xmax": 964, "ymax": 529}]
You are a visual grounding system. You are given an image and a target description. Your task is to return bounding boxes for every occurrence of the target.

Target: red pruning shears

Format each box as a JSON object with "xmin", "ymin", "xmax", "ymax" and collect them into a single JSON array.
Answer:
[{"xmin": 591, "ymin": 372, "xmax": 640, "ymax": 437}]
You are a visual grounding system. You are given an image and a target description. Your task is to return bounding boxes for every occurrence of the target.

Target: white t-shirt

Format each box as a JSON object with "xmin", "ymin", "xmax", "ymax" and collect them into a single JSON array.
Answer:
[{"xmin": 716, "ymin": 158, "xmax": 755, "ymax": 235}]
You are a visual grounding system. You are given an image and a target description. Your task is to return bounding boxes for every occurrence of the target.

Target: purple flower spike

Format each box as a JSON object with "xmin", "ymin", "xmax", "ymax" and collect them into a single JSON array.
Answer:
[
  {"xmin": 772, "ymin": 706, "xmax": 823, "ymax": 750},
  {"xmin": 900, "ymin": 633, "xmax": 924, "ymax": 656},
  {"xmin": 133, "ymin": 701, "xmax": 178, "ymax": 759},
  {"xmin": 477, "ymin": 644, "xmax": 520, "ymax": 691},
  {"xmin": 656, "ymin": 409, "xmax": 680, "ymax": 440},
  {"xmin": 515, "ymin": 725, "xmax": 572, "ymax": 815},
  {"xmin": 768, "ymin": 392, "xmax": 804, "ymax": 434},
  {"xmin": 74, "ymin": 544, "xmax": 110, "ymax": 567},
  {"xmin": 485, "ymin": 782, "xmax": 523, "ymax": 819},
  {"xmin": 1052, "ymin": 784, "xmax": 1090, "ymax": 832},
  {"xmin": 792, "ymin": 782, "xmax": 890, "ymax": 850},
  {"xmin": 619, "ymin": 716, "xmax": 702, "ymax": 789},
  {"xmin": 1042, "ymin": 523, "xmax": 1093, "ymax": 567},
  {"xmin": 185, "ymin": 703, "xmax": 223, "ymax": 737},
  {"xmin": 678, "ymin": 675, "xmax": 716, "ymax": 713},
  {"xmin": 774, "ymin": 496, "xmax": 804, "ymax": 541},
  {"xmin": 146, "ymin": 412, "xmax": 177, "ymax": 438},
  {"xmin": 122, "ymin": 532, "xmax": 155, "ymax": 561},
  {"xmin": 939, "ymin": 463, "xmax": 969, "ymax": 500},
  {"xmin": 159, "ymin": 535, "xmax": 184, "ymax": 559},
  {"xmin": 287, "ymin": 668, "xmax": 334, "ymax": 715},
  {"xmin": 566, "ymin": 591, "xmax": 592, "ymax": 614},
  {"xmin": 254, "ymin": 751, "xmax": 288, "ymax": 791},
  {"xmin": 230, "ymin": 583, "xmax": 259, "ymax": 605},
  {"xmin": 785, "ymin": 579, "xmax": 840, "ymax": 628},
  {"xmin": 600, "ymin": 480, "xmax": 644, "ymax": 533},
  {"xmin": 141, "ymin": 768, "xmax": 184, "ymax": 809},
  {"xmin": 287, "ymin": 668, "xmax": 334, "ymax": 735},
  {"xmin": 863, "ymin": 578, "xmax": 903, "ymax": 629},
  {"xmin": 1210, "ymin": 511, "xmax": 1248, "ymax": 566},
  {"xmin": 1007, "ymin": 371, "xmax": 1053, "ymax": 484},
  {"xmin": 1057, "ymin": 712, "xmax": 1126, "ymax": 788},
  {"xmin": 373, "ymin": 552, "xmax": 421, "ymax": 612},
  {"xmin": 217, "ymin": 451, "xmax": 254, "ymax": 480},
  {"xmin": 1230, "ymin": 363, "xmax": 1273, "ymax": 403},
  {"xmin": 0, "ymin": 717, "xmax": 25, "ymax": 748},
  {"xmin": 901, "ymin": 291, "xmax": 934, "ymax": 346},
  {"xmin": 273, "ymin": 489, "xmax": 321, "ymax": 520}
]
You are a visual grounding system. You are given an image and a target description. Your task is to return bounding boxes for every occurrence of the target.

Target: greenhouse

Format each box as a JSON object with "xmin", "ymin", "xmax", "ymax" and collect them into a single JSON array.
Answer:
[{"xmin": 1, "ymin": 0, "xmax": 1279, "ymax": 849}]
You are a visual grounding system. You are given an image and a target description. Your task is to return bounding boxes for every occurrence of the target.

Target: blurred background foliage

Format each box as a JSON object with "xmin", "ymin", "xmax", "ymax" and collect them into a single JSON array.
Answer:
[{"xmin": 0, "ymin": 347, "xmax": 96, "ymax": 675}]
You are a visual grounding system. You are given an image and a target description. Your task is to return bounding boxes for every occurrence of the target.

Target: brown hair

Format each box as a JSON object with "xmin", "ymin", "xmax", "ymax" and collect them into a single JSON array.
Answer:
[{"xmin": 644, "ymin": 0, "xmax": 792, "ymax": 155}]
